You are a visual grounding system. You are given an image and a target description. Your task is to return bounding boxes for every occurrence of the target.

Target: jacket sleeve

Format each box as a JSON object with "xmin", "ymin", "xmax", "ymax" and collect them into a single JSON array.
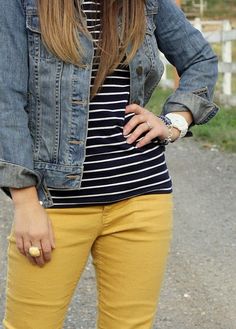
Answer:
[
  {"xmin": 154, "ymin": 0, "xmax": 219, "ymax": 125},
  {"xmin": 0, "ymin": 0, "xmax": 41, "ymax": 197}
]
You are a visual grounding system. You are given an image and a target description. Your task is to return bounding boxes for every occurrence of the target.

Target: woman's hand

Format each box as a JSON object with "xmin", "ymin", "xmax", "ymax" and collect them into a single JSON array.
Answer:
[
  {"xmin": 12, "ymin": 201, "xmax": 55, "ymax": 267},
  {"xmin": 123, "ymin": 104, "xmax": 179, "ymax": 148}
]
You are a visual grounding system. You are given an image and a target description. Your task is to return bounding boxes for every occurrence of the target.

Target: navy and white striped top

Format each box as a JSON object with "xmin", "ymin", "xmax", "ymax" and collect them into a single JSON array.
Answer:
[{"xmin": 47, "ymin": 0, "xmax": 172, "ymax": 208}]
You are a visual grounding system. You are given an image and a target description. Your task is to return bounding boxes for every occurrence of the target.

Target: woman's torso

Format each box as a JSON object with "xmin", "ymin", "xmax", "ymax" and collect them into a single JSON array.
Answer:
[
  {"xmin": 47, "ymin": 0, "xmax": 172, "ymax": 207},
  {"xmin": 23, "ymin": 0, "xmax": 164, "ymax": 201}
]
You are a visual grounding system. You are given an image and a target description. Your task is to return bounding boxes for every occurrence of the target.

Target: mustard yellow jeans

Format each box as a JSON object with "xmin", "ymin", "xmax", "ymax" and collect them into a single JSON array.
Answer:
[{"xmin": 3, "ymin": 193, "xmax": 173, "ymax": 329}]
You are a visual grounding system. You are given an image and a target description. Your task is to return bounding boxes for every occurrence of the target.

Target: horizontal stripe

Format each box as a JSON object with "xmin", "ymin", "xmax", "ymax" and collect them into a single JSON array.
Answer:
[
  {"xmin": 47, "ymin": 190, "xmax": 172, "ymax": 206},
  {"xmin": 83, "ymin": 152, "xmax": 164, "ymax": 171},
  {"xmin": 90, "ymin": 84, "xmax": 130, "ymax": 88},
  {"xmin": 88, "ymin": 116, "xmax": 124, "ymax": 122},
  {"xmin": 87, "ymin": 132, "xmax": 122, "ymax": 139},
  {"xmin": 87, "ymin": 109, "xmax": 126, "ymax": 113},
  {"xmin": 84, "ymin": 146, "xmax": 162, "ymax": 164},
  {"xmin": 49, "ymin": 1, "xmax": 172, "ymax": 207},
  {"xmin": 89, "ymin": 100, "xmax": 129, "ymax": 105},
  {"xmin": 95, "ymin": 92, "xmax": 130, "ymax": 96},
  {"xmin": 87, "ymin": 125, "xmax": 123, "ymax": 130},
  {"xmin": 82, "ymin": 161, "xmax": 166, "ymax": 181},
  {"xmin": 48, "ymin": 179, "xmax": 172, "ymax": 199}
]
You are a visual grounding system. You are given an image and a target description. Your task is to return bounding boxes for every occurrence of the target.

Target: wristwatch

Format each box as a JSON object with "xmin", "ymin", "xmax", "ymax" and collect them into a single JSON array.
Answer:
[{"xmin": 165, "ymin": 113, "xmax": 189, "ymax": 139}]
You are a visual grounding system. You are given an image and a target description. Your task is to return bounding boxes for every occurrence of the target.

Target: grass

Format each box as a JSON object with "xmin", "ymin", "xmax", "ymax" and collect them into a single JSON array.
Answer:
[
  {"xmin": 191, "ymin": 107, "xmax": 236, "ymax": 153},
  {"xmin": 146, "ymin": 87, "xmax": 236, "ymax": 153},
  {"xmin": 146, "ymin": 87, "xmax": 172, "ymax": 114}
]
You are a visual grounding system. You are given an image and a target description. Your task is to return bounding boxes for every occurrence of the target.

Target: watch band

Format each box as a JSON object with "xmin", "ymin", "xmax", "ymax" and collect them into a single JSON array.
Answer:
[{"xmin": 154, "ymin": 115, "xmax": 173, "ymax": 145}]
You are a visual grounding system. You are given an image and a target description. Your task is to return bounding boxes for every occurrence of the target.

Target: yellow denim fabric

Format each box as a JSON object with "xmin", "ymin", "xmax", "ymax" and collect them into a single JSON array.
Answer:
[{"xmin": 3, "ymin": 193, "xmax": 173, "ymax": 329}]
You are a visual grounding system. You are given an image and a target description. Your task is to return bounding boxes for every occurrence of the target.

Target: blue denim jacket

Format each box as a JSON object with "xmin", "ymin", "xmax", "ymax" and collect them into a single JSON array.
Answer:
[{"xmin": 0, "ymin": 0, "xmax": 219, "ymax": 207}]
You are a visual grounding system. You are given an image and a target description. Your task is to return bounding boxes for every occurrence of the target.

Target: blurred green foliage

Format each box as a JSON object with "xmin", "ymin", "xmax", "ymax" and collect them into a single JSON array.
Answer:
[{"xmin": 182, "ymin": 0, "xmax": 236, "ymax": 18}]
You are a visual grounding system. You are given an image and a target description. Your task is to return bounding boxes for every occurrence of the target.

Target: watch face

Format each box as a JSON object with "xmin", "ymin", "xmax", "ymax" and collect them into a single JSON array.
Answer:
[
  {"xmin": 165, "ymin": 113, "xmax": 189, "ymax": 136},
  {"xmin": 175, "ymin": 117, "xmax": 187, "ymax": 130}
]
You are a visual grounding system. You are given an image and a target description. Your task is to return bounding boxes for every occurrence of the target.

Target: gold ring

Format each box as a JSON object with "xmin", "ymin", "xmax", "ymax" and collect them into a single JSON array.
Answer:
[
  {"xmin": 28, "ymin": 246, "xmax": 41, "ymax": 257},
  {"xmin": 146, "ymin": 121, "xmax": 152, "ymax": 130}
]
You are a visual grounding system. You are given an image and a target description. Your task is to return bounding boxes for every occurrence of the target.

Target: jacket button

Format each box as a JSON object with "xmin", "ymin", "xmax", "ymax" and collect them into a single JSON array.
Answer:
[
  {"xmin": 134, "ymin": 100, "xmax": 141, "ymax": 105},
  {"xmin": 69, "ymin": 140, "xmax": 82, "ymax": 145},
  {"xmin": 136, "ymin": 66, "xmax": 143, "ymax": 76},
  {"xmin": 66, "ymin": 175, "xmax": 80, "ymax": 179}
]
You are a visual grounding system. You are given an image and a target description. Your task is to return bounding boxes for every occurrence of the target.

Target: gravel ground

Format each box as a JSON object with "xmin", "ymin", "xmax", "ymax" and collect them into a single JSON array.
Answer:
[{"xmin": 0, "ymin": 138, "xmax": 235, "ymax": 329}]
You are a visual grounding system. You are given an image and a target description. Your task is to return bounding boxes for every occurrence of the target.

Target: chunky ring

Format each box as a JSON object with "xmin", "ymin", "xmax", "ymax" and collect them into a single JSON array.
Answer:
[
  {"xmin": 28, "ymin": 246, "xmax": 41, "ymax": 257},
  {"xmin": 146, "ymin": 121, "xmax": 152, "ymax": 130}
]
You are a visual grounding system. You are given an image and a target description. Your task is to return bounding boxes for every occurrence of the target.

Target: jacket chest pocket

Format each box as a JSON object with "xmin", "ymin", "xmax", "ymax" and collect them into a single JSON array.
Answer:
[
  {"xmin": 145, "ymin": 14, "xmax": 157, "ymax": 36},
  {"xmin": 142, "ymin": 6, "xmax": 164, "ymax": 101},
  {"xmin": 144, "ymin": 10, "xmax": 159, "ymax": 60},
  {"xmin": 26, "ymin": 9, "xmax": 56, "ymax": 61}
]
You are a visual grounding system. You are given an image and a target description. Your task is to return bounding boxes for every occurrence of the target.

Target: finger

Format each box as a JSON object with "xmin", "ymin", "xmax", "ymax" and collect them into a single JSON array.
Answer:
[
  {"xmin": 15, "ymin": 236, "xmax": 26, "ymax": 256},
  {"xmin": 125, "ymin": 104, "xmax": 144, "ymax": 114},
  {"xmin": 30, "ymin": 240, "xmax": 45, "ymax": 267},
  {"xmin": 136, "ymin": 130, "xmax": 158, "ymax": 148},
  {"xmin": 126, "ymin": 122, "xmax": 151, "ymax": 144},
  {"xmin": 123, "ymin": 114, "xmax": 146, "ymax": 136},
  {"xmin": 40, "ymin": 238, "xmax": 52, "ymax": 262},
  {"xmin": 48, "ymin": 218, "xmax": 56, "ymax": 249},
  {"xmin": 23, "ymin": 239, "xmax": 37, "ymax": 265}
]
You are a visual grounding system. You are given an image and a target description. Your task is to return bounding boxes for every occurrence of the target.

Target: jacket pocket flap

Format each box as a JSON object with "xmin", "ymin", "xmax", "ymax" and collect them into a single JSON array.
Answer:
[{"xmin": 26, "ymin": 10, "xmax": 41, "ymax": 34}]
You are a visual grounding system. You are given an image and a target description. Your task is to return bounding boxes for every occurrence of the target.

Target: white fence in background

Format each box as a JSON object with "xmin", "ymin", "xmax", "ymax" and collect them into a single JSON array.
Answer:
[{"xmin": 160, "ymin": 19, "xmax": 236, "ymax": 106}]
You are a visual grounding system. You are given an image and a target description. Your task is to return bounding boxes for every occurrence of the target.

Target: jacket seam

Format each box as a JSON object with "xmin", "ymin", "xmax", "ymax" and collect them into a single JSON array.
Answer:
[{"xmin": 20, "ymin": 0, "xmax": 26, "ymax": 16}]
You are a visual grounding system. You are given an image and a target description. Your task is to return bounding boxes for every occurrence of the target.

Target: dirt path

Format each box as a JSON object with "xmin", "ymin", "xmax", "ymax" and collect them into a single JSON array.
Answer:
[{"xmin": 0, "ymin": 138, "xmax": 235, "ymax": 329}]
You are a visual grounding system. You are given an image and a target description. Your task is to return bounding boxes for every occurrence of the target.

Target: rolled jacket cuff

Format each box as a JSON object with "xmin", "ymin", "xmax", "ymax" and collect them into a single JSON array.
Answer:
[
  {"xmin": 0, "ymin": 161, "xmax": 42, "ymax": 199},
  {"xmin": 161, "ymin": 91, "xmax": 219, "ymax": 125}
]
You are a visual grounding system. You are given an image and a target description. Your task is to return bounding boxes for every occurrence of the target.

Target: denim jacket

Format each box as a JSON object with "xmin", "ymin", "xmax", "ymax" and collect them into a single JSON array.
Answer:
[{"xmin": 0, "ymin": 0, "xmax": 219, "ymax": 208}]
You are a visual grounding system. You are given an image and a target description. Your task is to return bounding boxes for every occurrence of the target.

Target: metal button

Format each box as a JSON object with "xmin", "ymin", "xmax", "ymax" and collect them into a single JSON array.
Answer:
[
  {"xmin": 136, "ymin": 66, "xmax": 143, "ymax": 76},
  {"xmin": 72, "ymin": 99, "xmax": 85, "ymax": 105},
  {"xmin": 69, "ymin": 140, "xmax": 82, "ymax": 145},
  {"xmin": 66, "ymin": 175, "xmax": 80, "ymax": 179}
]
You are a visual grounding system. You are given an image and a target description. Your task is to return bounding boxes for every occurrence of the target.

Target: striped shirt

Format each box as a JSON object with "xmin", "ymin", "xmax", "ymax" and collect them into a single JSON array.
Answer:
[{"xmin": 48, "ymin": 0, "xmax": 172, "ymax": 208}]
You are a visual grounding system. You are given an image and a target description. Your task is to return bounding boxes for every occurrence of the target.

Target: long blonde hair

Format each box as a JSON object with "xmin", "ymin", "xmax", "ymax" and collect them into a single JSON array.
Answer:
[{"xmin": 37, "ymin": 0, "xmax": 146, "ymax": 97}]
